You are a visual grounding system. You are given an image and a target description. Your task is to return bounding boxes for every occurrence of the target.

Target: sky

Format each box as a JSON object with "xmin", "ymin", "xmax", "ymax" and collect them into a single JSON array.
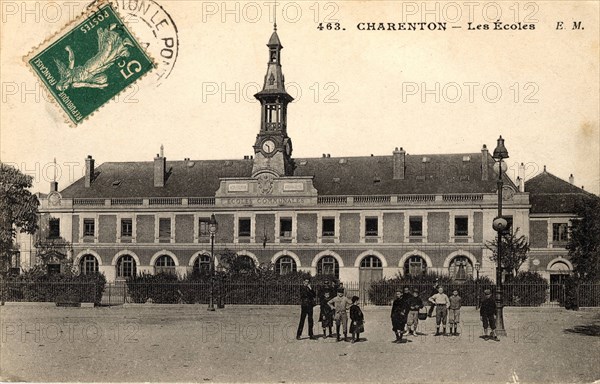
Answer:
[{"xmin": 1, "ymin": 0, "xmax": 599, "ymax": 195}]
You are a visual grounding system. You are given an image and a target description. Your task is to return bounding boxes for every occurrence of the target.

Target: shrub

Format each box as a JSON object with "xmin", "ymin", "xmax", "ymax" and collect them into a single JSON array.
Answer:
[
  {"xmin": 126, "ymin": 273, "xmax": 180, "ymax": 303},
  {"xmin": 0, "ymin": 271, "xmax": 106, "ymax": 304},
  {"xmin": 368, "ymin": 273, "xmax": 495, "ymax": 306}
]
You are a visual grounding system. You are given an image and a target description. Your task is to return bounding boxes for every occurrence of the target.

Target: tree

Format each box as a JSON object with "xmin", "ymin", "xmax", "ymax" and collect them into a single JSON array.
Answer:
[
  {"xmin": 485, "ymin": 227, "xmax": 530, "ymax": 279},
  {"xmin": 218, "ymin": 249, "xmax": 258, "ymax": 275},
  {"xmin": 0, "ymin": 163, "xmax": 39, "ymax": 274},
  {"xmin": 567, "ymin": 196, "xmax": 600, "ymax": 281},
  {"xmin": 34, "ymin": 235, "xmax": 73, "ymax": 273}
]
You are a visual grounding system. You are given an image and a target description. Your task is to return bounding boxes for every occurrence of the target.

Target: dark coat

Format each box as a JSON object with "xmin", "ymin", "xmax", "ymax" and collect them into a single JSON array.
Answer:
[
  {"xmin": 479, "ymin": 296, "xmax": 497, "ymax": 317},
  {"xmin": 300, "ymin": 285, "xmax": 316, "ymax": 306},
  {"xmin": 408, "ymin": 296, "xmax": 424, "ymax": 311},
  {"xmin": 350, "ymin": 304, "xmax": 364, "ymax": 322},
  {"xmin": 349, "ymin": 304, "xmax": 364, "ymax": 333},
  {"xmin": 391, "ymin": 294, "xmax": 411, "ymax": 330}
]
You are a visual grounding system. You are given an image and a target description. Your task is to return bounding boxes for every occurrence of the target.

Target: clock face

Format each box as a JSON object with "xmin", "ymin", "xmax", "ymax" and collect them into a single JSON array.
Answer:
[{"xmin": 262, "ymin": 140, "xmax": 276, "ymax": 154}]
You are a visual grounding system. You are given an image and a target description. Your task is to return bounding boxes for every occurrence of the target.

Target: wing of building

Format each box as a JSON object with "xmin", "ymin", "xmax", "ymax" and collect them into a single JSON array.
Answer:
[{"xmin": 14, "ymin": 26, "xmax": 597, "ymax": 291}]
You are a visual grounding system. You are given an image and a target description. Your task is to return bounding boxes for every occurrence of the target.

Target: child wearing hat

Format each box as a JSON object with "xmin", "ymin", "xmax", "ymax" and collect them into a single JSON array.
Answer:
[
  {"xmin": 349, "ymin": 296, "xmax": 364, "ymax": 343},
  {"xmin": 406, "ymin": 288, "xmax": 424, "ymax": 335},
  {"xmin": 479, "ymin": 289, "xmax": 498, "ymax": 341}
]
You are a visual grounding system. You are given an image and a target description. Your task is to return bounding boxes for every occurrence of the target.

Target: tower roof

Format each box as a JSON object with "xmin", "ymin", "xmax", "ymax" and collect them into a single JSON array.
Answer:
[{"xmin": 267, "ymin": 30, "xmax": 282, "ymax": 47}]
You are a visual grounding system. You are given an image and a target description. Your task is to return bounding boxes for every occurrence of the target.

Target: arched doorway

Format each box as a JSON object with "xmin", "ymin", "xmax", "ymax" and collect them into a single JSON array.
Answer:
[
  {"xmin": 359, "ymin": 255, "xmax": 383, "ymax": 284},
  {"xmin": 549, "ymin": 260, "xmax": 571, "ymax": 302}
]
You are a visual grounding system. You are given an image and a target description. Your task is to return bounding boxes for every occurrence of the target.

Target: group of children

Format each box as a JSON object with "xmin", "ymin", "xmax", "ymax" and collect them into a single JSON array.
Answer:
[
  {"xmin": 318, "ymin": 288, "xmax": 364, "ymax": 343},
  {"xmin": 312, "ymin": 280, "xmax": 499, "ymax": 343}
]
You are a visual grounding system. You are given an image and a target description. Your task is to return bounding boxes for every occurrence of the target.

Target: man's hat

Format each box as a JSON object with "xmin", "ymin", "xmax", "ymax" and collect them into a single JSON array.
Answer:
[{"xmin": 484, "ymin": 289, "xmax": 491, "ymax": 295}]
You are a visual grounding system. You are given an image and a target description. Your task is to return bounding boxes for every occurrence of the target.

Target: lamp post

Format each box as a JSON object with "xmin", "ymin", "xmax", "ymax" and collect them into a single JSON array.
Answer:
[
  {"xmin": 491, "ymin": 135, "xmax": 508, "ymax": 336},
  {"xmin": 208, "ymin": 214, "xmax": 218, "ymax": 312},
  {"xmin": 475, "ymin": 261, "xmax": 481, "ymax": 306}
]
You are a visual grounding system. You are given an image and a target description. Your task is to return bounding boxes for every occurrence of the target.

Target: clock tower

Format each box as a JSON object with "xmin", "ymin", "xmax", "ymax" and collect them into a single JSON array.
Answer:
[{"xmin": 252, "ymin": 24, "xmax": 294, "ymax": 177}]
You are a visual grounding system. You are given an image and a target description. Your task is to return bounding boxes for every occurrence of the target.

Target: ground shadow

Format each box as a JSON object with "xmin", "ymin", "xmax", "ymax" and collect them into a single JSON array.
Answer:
[{"xmin": 564, "ymin": 324, "xmax": 600, "ymax": 337}]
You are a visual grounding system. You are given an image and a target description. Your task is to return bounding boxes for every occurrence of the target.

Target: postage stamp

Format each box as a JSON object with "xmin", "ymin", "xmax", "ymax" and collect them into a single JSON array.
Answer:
[
  {"xmin": 116, "ymin": 0, "xmax": 179, "ymax": 86},
  {"xmin": 24, "ymin": 1, "xmax": 155, "ymax": 126}
]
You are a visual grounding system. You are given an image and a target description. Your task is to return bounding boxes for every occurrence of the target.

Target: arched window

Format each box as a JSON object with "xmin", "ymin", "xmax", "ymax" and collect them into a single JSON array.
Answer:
[
  {"xmin": 360, "ymin": 255, "xmax": 383, "ymax": 269},
  {"xmin": 275, "ymin": 256, "xmax": 297, "ymax": 275},
  {"xmin": 449, "ymin": 256, "xmax": 473, "ymax": 280},
  {"xmin": 117, "ymin": 255, "xmax": 136, "ymax": 278},
  {"xmin": 404, "ymin": 255, "xmax": 426, "ymax": 277},
  {"xmin": 238, "ymin": 255, "xmax": 256, "ymax": 272},
  {"xmin": 193, "ymin": 254, "xmax": 212, "ymax": 275},
  {"xmin": 79, "ymin": 254, "xmax": 98, "ymax": 275},
  {"xmin": 317, "ymin": 256, "xmax": 339, "ymax": 278},
  {"xmin": 155, "ymin": 255, "xmax": 176, "ymax": 274}
]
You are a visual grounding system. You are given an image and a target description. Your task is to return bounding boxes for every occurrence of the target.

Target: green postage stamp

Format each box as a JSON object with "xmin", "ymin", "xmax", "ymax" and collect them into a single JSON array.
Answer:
[{"xmin": 25, "ymin": 1, "xmax": 154, "ymax": 126}]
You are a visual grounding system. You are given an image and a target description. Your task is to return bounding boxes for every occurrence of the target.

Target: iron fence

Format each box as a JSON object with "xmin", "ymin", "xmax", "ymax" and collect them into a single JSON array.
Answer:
[{"xmin": 2, "ymin": 280, "xmax": 599, "ymax": 307}]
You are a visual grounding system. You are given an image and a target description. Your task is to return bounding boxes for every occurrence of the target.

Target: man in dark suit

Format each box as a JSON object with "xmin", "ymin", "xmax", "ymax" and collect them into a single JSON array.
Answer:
[{"xmin": 297, "ymin": 278, "xmax": 317, "ymax": 340}]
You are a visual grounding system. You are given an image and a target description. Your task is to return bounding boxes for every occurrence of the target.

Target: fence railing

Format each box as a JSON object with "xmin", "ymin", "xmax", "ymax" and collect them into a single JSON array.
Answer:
[{"xmin": 2, "ymin": 281, "xmax": 599, "ymax": 307}]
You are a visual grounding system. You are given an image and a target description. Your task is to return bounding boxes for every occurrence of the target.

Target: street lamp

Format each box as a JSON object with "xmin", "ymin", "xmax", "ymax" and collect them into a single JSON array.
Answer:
[
  {"xmin": 208, "ymin": 213, "xmax": 218, "ymax": 311},
  {"xmin": 474, "ymin": 261, "xmax": 481, "ymax": 306},
  {"xmin": 491, "ymin": 135, "xmax": 508, "ymax": 336}
]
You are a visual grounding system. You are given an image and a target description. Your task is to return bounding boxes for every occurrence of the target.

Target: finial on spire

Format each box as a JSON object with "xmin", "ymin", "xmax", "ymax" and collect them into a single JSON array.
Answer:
[
  {"xmin": 273, "ymin": 1, "xmax": 277, "ymax": 31},
  {"xmin": 53, "ymin": 157, "xmax": 57, "ymax": 182}
]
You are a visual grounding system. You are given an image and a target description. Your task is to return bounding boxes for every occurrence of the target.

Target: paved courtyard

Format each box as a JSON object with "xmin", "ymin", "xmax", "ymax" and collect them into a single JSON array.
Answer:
[{"xmin": 1, "ymin": 304, "xmax": 599, "ymax": 383}]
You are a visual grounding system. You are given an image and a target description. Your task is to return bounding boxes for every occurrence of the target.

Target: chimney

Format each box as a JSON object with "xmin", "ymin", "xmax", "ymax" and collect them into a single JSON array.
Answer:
[
  {"xmin": 518, "ymin": 162, "xmax": 525, "ymax": 192},
  {"xmin": 154, "ymin": 148, "xmax": 166, "ymax": 187},
  {"xmin": 569, "ymin": 174, "xmax": 574, "ymax": 184},
  {"xmin": 50, "ymin": 157, "xmax": 58, "ymax": 192},
  {"xmin": 393, "ymin": 147, "xmax": 406, "ymax": 180},
  {"xmin": 481, "ymin": 144, "xmax": 489, "ymax": 181},
  {"xmin": 85, "ymin": 155, "xmax": 94, "ymax": 188}
]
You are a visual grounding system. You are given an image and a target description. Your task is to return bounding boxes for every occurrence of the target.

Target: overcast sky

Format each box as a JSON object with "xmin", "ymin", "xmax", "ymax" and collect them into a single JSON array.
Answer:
[{"xmin": 1, "ymin": 1, "xmax": 598, "ymax": 195}]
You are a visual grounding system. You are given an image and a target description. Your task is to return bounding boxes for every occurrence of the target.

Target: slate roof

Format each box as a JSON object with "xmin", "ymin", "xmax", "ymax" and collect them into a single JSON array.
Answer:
[
  {"xmin": 525, "ymin": 170, "xmax": 597, "ymax": 214},
  {"xmin": 59, "ymin": 153, "xmax": 514, "ymax": 198}
]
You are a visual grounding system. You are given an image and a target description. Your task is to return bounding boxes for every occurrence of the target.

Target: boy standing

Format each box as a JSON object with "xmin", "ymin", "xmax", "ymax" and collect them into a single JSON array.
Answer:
[
  {"xmin": 328, "ymin": 289, "xmax": 353, "ymax": 342},
  {"xmin": 479, "ymin": 289, "xmax": 498, "ymax": 341},
  {"xmin": 349, "ymin": 296, "xmax": 364, "ymax": 343},
  {"xmin": 428, "ymin": 286, "xmax": 450, "ymax": 336},
  {"xmin": 406, "ymin": 289, "xmax": 423, "ymax": 335},
  {"xmin": 390, "ymin": 288, "xmax": 411, "ymax": 342},
  {"xmin": 319, "ymin": 290, "xmax": 334, "ymax": 338},
  {"xmin": 448, "ymin": 289, "xmax": 462, "ymax": 336}
]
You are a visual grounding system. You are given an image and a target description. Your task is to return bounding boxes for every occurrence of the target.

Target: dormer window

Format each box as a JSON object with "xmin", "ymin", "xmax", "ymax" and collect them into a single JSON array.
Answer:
[{"xmin": 268, "ymin": 73, "xmax": 275, "ymax": 85}]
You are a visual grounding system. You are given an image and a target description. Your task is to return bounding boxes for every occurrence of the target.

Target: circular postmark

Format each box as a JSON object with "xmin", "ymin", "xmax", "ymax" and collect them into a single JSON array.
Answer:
[{"xmin": 116, "ymin": 0, "xmax": 179, "ymax": 86}]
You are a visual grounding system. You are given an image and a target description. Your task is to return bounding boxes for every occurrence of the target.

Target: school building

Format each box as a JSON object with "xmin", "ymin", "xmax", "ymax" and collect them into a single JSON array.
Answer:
[{"xmin": 12, "ymin": 27, "xmax": 596, "ymax": 287}]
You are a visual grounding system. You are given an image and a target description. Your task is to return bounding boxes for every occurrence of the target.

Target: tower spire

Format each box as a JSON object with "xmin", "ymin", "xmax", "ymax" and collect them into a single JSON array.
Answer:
[
  {"xmin": 273, "ymin": 1, "xmax": 277, "ymax": 31},
  {"xmin": 251, "ymin": 26, "xmax": 295, "ymax": 177}
]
